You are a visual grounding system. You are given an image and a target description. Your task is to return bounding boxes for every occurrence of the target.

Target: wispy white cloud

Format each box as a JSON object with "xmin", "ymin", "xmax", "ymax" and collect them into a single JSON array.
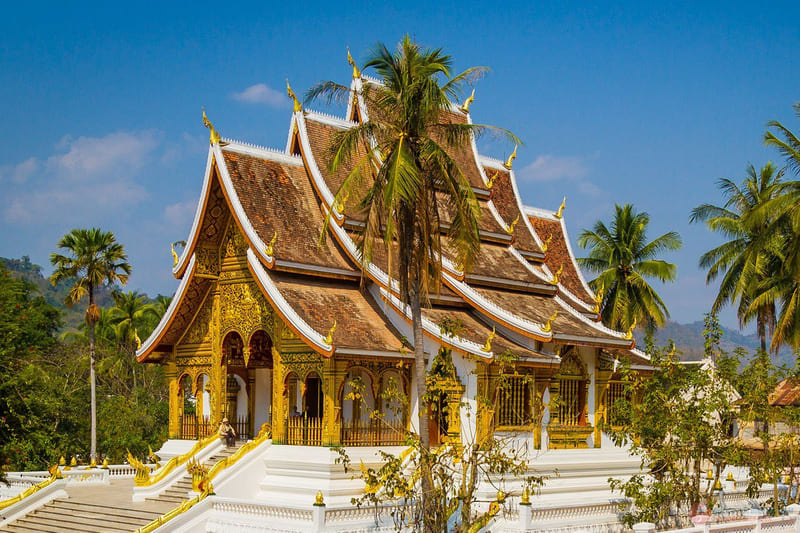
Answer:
[
  {"xmin": 163, "ymin": 198, "xmax": 198, "ymax": 229},
  {"xmin": 2, "ymin": 130, "xmax": 160, "ymax": 224},
  {"xmin": 231, "ymin": 83, "xmax": 286, "ymax": 108},
  {"xmin": 518, "ymin": 154, "xmax": 588, "ymax": 182}
]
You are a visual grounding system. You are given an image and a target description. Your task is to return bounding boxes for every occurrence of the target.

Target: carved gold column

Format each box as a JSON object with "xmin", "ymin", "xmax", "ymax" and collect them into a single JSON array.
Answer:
[
  {"xmin": 322, "ymin": 357, "xmax": 341, "ymax": 447},
  {"xmin": 165, "ymin": 361, "xmax": 180, "ymax": 438},
  {"xmin": 271, "ymin": 349, "xmax": 286, "ymax": 444},
  {"xmin": 475, "ymin": 363, "xmax": 492, "ymax": 443}
]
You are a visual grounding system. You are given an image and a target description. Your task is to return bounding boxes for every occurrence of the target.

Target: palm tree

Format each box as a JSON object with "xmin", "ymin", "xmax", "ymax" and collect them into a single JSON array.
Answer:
[
  {"xmin": 308, "ymin": 37, "xmax": 514, "ymax": 525},
  {"xmin": 690, "ymin": 163, "xmax": 785, "ymax": 352},
  {"xmin": 578, "ymin": 204, "xmax": 682, "ymax": 333},
  {"xmin": 111, "ymin": 290, "xmax": 151, "ymax": 389},
  {"xmin": 50, "ymin": 228, "xmax": 131, "ymax": 461},
  {"xmin": 765, "ymin": 103, "xmax": 800, "ymax": 177}
]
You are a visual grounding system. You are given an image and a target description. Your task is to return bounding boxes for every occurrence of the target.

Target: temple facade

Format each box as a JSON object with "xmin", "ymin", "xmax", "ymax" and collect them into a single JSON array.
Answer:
[{"xmin": 137, "ymin": 73, "xmax": 650, "ymax": 471}]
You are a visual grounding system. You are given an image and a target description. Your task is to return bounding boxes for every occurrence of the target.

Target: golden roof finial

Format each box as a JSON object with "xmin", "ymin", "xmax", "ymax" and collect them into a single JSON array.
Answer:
[
  {"xmin": 481, "ymin": 327, "xmax": 496, "ymax": 352},
  {"xmin": 625, "ymin": 319, "xmax": 637, "ymax": 340},
  {"xmin": 505, "ymin": 215, "xmax": 520, "ymax": 235},
  {"xmin": 541, "ymin": 233, "xmax": 553, "ymax": 253},
  {"xmin": 325, "ymin": 320, "xmax": 337, "ymax": 345},
  {"xmin": 265, "ymin": 231, "xmax": 277, "ymax": 256},
  {"xmin": 503, "ymin": 145, "xmax": 517, "ymax": 169},
  {"xmin": 347, "ymin": 47, "xmax": 360, "ymax": 79},
  {"xmin": 555, "ymin": 197, "xmax": 566, "ymax": 219},
  {"xmin": 551, "ymin": 264, "xmax": 563, "ymax": 285},
  {"xmin": 286, "ymin": 79, "xmax": 302, "ymax": 113},
  {"xmin": 171, "ymin": 243, "xmax": 179, "ymax": 267},
  {"xmin": 486, "ymin": 170, "xmax": 499, "ymax": 189},
  {"xmin": 134, "ymin": 329, "xmax": 142, "ymax": 351},
  {"xmin": 593, "ymin": 287, "xmax": 604, "ymax": 313},
  {"xmin": 543, "ymin": 311, "xmax": 558, "ymax": 333},
  {"xmin": 202, "ymin": 108, "xmax": 222, "ymax": 145},
  {"xmin": 460, "ymin": 88, "xmax": 475, "ymax": 114},
  {"xmin": 335, "ymin": 192, "xmax": 350, "ymax": 214}
]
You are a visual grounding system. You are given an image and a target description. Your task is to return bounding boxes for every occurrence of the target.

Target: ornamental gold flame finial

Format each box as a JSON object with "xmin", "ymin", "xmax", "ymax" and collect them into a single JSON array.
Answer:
[
  {"xmin": 134, "ymin": 329, "xmax": 142, "ymax": 351},
  {"xmin": 265, "ymin": 231, "xmax": 277, "ymax": 256},
  {"xmin": 486, "ymin": 170, "xmax": 499, "ymax": 189},
  {"xmin": 481, "ymin": 327, "xmax": 496, "ymax": 352},
  {"xmin": 543, "ymin": 311, "xmax": 558, "ymax": 333},
  {"xmin": 347, "ymin": 47, "xmax": 360, "ymax": 79},
  {"xmin": 593, "ymin": 287, "xmax": 604, "ymax": 313},
  {"xmin": 505, "ymin": 215, "xmax": 520, "ymax": 235},
  {"xmin": 521, "ymin": 487, "xmax": 531, "ymax": 505},
  {"xmin": 325, "ymin": 320, "xmax": 337, "ymax": 345},
  {"xmin": 541, "ymin": 233, "xmax": 553, "ymax": 253},
  {"xmin": 460, "ymin": 88, "xmax": 475, "ymax": 114},
  {"xmin": 555, "ymin": 197, "xmax": 566, "ymax": 219},
  {"xmin": 202, "ymin": 108, "xmax": 223, "ymax": 145},
  {"xmin": 335, "ymin": 191, "xmax": 350, "ymax": 214},
  {"xmin": 171, "ymin": 243, "xmax": 179, "ymax": 267},
  {"xmin": 286, "ymin": 79, "xmax": 302, "ymax": 113},
  {"xmin": 315, "ymin": 490, "xmax": 325, "ymax": 505},
  {"xmin": 625, "ymin": 319, "xmax": 637, "ymax": 340},
  {"xmin": 551, "ymin": 264, "xmax": 564, "ymax": 285},
  {"xmin": 503, "ymin": 145, "xmax": 517, "ymax": 169}
]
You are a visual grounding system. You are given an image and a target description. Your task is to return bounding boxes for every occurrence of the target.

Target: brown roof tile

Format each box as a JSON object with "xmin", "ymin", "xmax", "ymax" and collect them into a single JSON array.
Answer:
[
  {"xmin": 271, "ymin": 273, "xmax": 404, "ymax": 352},
  {"xmin": 222, "ymin": 149, "xmax": 354, "ymax": 273},
  {"xmin": 484, "ymin": 167, "xmax": 543, "ymax": 255},
  {"xmin": 528, "ymin": 215, "xmax": 595, "ymax": 306},
  {"xmin": 770, "ymin": 378, "xmax": 800, "ymax": 407}
]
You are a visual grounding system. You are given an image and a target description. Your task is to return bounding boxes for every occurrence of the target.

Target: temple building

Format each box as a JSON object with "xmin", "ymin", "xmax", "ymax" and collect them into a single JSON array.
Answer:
[{"xmin": 135, "ymin": 71, "xmax": 652, "ymax": 518}]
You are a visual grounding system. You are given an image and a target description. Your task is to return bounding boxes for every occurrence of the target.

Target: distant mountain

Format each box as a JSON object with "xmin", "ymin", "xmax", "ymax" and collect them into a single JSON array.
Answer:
[
  {"xmin": 2, "ymin": 255, "xmax": 117, "ymax": 331},
  {"xmin": 636, "ymin": 320, "xmax": 795, "ymax": 367}
]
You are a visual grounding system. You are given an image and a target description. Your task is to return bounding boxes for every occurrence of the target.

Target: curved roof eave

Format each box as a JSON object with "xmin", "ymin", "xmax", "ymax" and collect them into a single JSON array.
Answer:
[
  {"xmin": 173, "ymin": 149, "xmax": 215, "ymax": 278},
  {"xmin": 246, "ymin": 248, "xmax": 334, "ymax": 357},
  {"xmin": 137, "ymin": 253, "xmax": 198, "ymax": 362}
]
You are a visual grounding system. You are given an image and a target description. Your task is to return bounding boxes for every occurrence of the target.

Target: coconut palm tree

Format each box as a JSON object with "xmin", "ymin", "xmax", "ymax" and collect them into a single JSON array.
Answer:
[
  {"xmin": 307, "ymin": 37, "xmax": 515, "ymax": 527},
  {"xmin": 690, "ymin": 163, "xmax": 785, "ymax": 352},
  {"xmin": 50, "ymin": 228, "xmax": 131, "ymax": 461},
  {"xmin": 578, "ymin": 204, "xmax": 682, "ymax": 333}
]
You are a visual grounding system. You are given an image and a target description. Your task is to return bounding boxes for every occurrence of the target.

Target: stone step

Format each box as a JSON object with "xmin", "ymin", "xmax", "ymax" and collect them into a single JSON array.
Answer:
[
  {"xmin": 21, "ymin": 510, "xmax": 145, "ymax": 533},
  {"xmin": 5, "ymin": 514, "xmax": 138, "ymax": 533},
  {"xmin": 34, "ymin": 506, "xmax": 156, "ymax": 528},
  {"xmin": 48, "ymin": 499, "xmax": 162, "ymax": 521}
]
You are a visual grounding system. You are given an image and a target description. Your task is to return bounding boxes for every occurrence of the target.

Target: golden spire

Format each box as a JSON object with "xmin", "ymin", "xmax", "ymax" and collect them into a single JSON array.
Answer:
[
  {"xmin": 460, "ymin": 88, "xmax": 475, "ymax": 114},
  {"xmin": 265, "ymin": 231, "xmax": 277, "ymax": 256},
  {"xmin": 554, "ymin": 197, "xmax": 566, "ymax": 219},
  {"xmin": 541, "ymin": 233, "xmax": 553, "ymax": 253},
  {"xmin": 202, "ymin": 108, "xmax": 222, "ymax": 145},
  {"xmin": 325, "ymin": 320, "xmax": 337, "ymax": 345},
  {"xmin": 481, "ymin": 327, "xmax": 496, "ymax": 352},
  {"xmin": 625, "ymin": 319, "xmax": 637, "ymax": 340},
  {"xmin": 503, "ymin": 145, "xmax": 517, "ymax": 169},
  {"xmin": 486, "ymin": 170, "xmax": 499, "ymax": 189},
  {"xmin": 550, "ymin": 264, "xmax": 563, "ymax": 285},
  {"xmin": 286, "ymin": 79, "xmax": 302, "ymax": 113},
  {"xmin": 347, "ymin": 47, "xmax": 360, "ymax": 79},
  {"xmin": 505, "ymin": 215, "xmax": 520, "ymax": 235},
  {"xmin": 542, "ymin": 311, "xmax": 558, "ymax": 333}
]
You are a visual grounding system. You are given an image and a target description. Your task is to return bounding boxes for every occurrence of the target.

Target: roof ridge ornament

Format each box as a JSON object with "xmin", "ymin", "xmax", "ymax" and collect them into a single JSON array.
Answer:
[
  {"xmin": 551, "ymin": 264, "xmax": 563, "ymax": 285},
  {"xmin": 541, "ymin": 233, "xmax": 553, "ymax": 253},
  {"xmin": 265, "ymin": 231, "xmax": 277, "ymax": 256},
  {"xmin": 486, "ymin": 170, "xmax": 499, "ymax": 189},
  {"xmin": 324, "ymin": 320, "xmax": 337, "ymax": 345},
  {"xmin": 593, "ymin": 287, "xmax": 604, "ymax": 314},
  {"xmin": 543, "ymin": 311, "xmax": 558, "ymax": 333},
  {"xmin": 505, "ymin": 215, "xmax": 519, "ymax": 235},
  {"xmin": 171, "ymin": 243, "xmax": 179, "ymax": 267},
  {"xmin": 286, "ymin": 79, "xmax": 303, "ymax": 113},
  {"xmin": 347, "ymin": 47, "xmax": 361, "ymax": 79},
  {"xmin": 481, "ymin": 327, "xmax": 496, "ymax": 352},
  {"xmin": 555, "ymin": 197, "xmax": 566, "ymax": 219},
  {"xmin": 202, "ymin": 109, "xmax": 227, "ymax": 146},
  {"xmin": 625, "ymin": 319, "xmax": 636, "ymax": 340},
  {"xmin": 503, "ymin": 145, "xmax": 517, "ymax": 169},
  {"xmin": 460, "ymin": 88, "xmax": 475, "ymax": 114}
]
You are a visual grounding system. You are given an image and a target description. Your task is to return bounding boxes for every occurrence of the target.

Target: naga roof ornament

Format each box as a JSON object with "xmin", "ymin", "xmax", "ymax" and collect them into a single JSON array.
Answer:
[
  {"xmin": 202, "ymin": 109, "xmax": 225, "ymax": 145},
  {"xmin": 551, "ymin": 264, "xmax": 564, "ymax": 285},
  {"xmin": 324, "ymin": 320, "xmax": 337, "ymax": 345},
  {"xmin": 170, "ymin": 243, "xmax": 179, "ymax": 267},
  {"xmin": 541, "ymin": 233, "xmax": 553, "ymax": 253},
  {"xmin": 542, "ymin": 311, "xmax": 558, "ymax": 333},
  {"xmin": 481, "ymin": 327, "xmax": 496, "ymax": 352},
  {"xmin": 347, "ymin": 47, "xmax": 361, "ymax": 79},
  {"xmin": 460, "ymin": 88, "xmax": 475, "ymax": 114},
  {"xmin": 503, "ymin": 145, "xmax": 517, "ymax": 169},
  {"xmin": 265, "ymin": 231, "xmax": 277, "ymax": 256},
  {"xmin": 286, "ymin": 79, "xmax": 303, "ymax": 113},
  {"xmin": 486, "ymin": 170, "xmax": 499, "ymax": 189},
  {"xmin": 625, "ymin": 319, "xmax": 637, "ymax": 340},
  {"xmin": 505, "ymin": 215, "xmax": 520, "ymax": 235},
  {"xmin": 555, "ymin": 197, "xmax": 566, "ymax": 219}
]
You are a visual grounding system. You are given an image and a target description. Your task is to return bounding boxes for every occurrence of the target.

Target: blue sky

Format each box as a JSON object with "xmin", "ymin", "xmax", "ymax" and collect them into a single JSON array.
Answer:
[{"xmin": 1, "ymin": 1, "xmax": 798, "ymax": 330}]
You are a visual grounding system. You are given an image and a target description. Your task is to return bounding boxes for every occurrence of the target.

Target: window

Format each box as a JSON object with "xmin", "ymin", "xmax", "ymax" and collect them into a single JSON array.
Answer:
[
  {"xmin": 558, "ymin": 377, "xmax": 586, "ymax": 426},
  {"xmin": 606, "ymin": 381, "xmax": 630, "ymax": 427},
  {"xmin": 496, "ymin": 375, "xmax": 533, "ymax": 427}
]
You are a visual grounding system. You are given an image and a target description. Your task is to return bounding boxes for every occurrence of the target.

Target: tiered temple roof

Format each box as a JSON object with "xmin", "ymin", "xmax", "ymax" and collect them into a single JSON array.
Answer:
[{"xmin": 138, "ymin": 75, "xmax": 648, "ymax": 367}]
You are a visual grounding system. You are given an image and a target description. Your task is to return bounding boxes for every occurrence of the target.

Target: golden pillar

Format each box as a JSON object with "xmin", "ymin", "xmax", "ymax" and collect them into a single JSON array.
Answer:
[
  {"xmin": 165, "ymin": 361, "xmax": 180, "ymax": 438},
  {"xmin": 271, "ymin": 350, "xmax": 286, "ymax": 444},
  {"xmin": 322, "ymin": 357, "xmax": 341, "ymax": 447}
]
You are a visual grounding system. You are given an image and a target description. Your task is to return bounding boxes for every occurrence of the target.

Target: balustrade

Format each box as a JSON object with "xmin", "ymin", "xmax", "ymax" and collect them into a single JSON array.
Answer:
[
  {"xmin": 340, "ymin": 419, "xmax": 405, "ymax": 447},
  {"xmin": 286, "ymin": 416, "xmax": 323, "ymax": 446}
]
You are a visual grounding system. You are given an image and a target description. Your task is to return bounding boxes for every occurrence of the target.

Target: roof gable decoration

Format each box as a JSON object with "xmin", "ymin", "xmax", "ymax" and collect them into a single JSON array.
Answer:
[
  {"xmin": 246, "ymin": 248, "xmax": 334, "ymax": 356},
  {"xmin": 173, "ymin": 149, "xmax": 216, "ymax": 278},
  {"xmin": 137, "ymin": 253, "xmax": 198, "ymax": 361},
  {"xmin": 552, "ymin": 295, "xmax": 631, "ymax": 345}
]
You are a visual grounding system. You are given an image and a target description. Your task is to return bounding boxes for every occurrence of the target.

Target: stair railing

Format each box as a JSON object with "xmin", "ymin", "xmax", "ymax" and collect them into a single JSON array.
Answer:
[
  {"xmin": 0, "ymin": 465, "xmax": 61, "ymax": 511},
  {"xmin": 130, "ymin": 433, "xmax": 218, "ymax": 487},
  {"xmin": 132, "ymin": 423, "xmax": 272, "ymax": 533}
]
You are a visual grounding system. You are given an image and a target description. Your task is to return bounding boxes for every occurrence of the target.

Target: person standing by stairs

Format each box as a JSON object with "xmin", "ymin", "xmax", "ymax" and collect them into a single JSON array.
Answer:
[{"xmin": 218, "ymin": 418, "xmax": 236, "ymax": 447}]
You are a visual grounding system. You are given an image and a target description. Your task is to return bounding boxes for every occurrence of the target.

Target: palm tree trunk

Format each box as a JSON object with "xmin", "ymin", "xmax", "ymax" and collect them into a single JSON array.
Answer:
[
  {"xmin": 758, "ymin": 314, "xmax": 767, "ymax": 353},
  {"xmin": 88, "ymin": 289, "xmax": 97, "ymax": 463}
]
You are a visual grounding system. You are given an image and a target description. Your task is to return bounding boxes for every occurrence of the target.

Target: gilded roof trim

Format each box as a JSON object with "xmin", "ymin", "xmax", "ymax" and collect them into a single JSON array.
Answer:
[
  {"xmin": 173, "ymin": 149, "xmax": 215, "ymax": 278},
  {"xmin": 137, "ymin": 254, "xmax": 198, "ymax": 362}
]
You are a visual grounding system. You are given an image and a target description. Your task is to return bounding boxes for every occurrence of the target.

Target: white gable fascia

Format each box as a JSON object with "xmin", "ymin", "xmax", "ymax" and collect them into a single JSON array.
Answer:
[{"xmin": 173, "ymin": 149, "xmax": 214, "ymax": 277}]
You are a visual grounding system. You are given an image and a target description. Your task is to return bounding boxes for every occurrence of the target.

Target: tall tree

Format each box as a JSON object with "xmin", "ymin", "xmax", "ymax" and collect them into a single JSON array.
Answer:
[
  {"xmin": 308, "ymin": 37, "xmax": 514, "ymax": 530},
  {"xmin": 690, "ymin": 163, "xmax": 785, "ymax": 351},
  {"xmin": 50, "ymin": 228, "xmax": 131, "ymax": 461},
  {"xmin": 578, "ymin": 204, "xmax": 682, "ymax": 333}
]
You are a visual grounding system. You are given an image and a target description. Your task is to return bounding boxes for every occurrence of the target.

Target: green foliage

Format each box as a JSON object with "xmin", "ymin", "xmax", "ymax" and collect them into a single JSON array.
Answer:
[{"xmin": 578, "ymin": 203, "xmax": 682, "ymax": 333}]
